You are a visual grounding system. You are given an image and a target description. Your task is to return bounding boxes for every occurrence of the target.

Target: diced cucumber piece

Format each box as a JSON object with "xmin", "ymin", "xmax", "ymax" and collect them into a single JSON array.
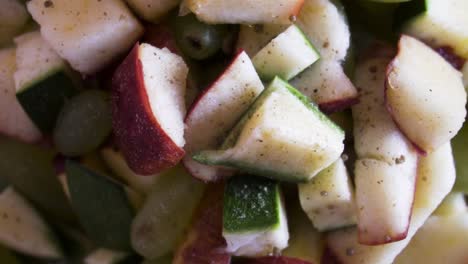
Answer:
[
  {"xmin": 0, "ymin": 136, "xmax": 75, "ymax": 225},
  {"xmin": 252, "ymin": 25, "xmax": 320, "ymax": 81},
  {"xmin": 223, "ymin": 176, "xmax": 289, "ymax": 257},
  {"xmin": 27, "ymin": 0, "xmax": 144, "ymax": 74},
  {"xmin": 0, "ymin": 187, "xmax": 63, "ymax": 259},
  {"xmin": 0, "ymin": 0, "xmax": 29, "ymax": 46},
  {"xmin": 194, "ymin": 77, "xmax": 344, "ymax": 182},
  {"xmin": 14, "ymin": 31, "xmax": 77, "ymax": 133},
  {"xmin": 298, "ymin": 158, "xmax": 356, "ymax": 231},
  {"xmin": 65, "ymin": 161, "xmax": 134, "ymax": 251},
  {"xmin": 0, "ymin": 47, "xmax": 41, "ymax": 143},
  {"xmin": 131, "ymin": 166, "xmax": 205, "ymax": 259}
]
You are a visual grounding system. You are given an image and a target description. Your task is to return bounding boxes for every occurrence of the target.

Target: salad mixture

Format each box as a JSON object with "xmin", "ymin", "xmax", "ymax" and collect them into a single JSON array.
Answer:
[{"xmin": 0, "ymin": 0, "xmax": 468, "ymax": 263}]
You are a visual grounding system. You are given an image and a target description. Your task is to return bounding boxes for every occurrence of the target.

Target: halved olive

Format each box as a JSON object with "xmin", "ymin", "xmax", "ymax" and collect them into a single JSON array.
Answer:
[{"xmin": 174, "ymin": 14, "xmax": 227, "ymax": 60}]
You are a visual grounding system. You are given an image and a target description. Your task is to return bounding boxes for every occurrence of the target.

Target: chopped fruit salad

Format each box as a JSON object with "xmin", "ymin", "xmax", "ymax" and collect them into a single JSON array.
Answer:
[{"xmin": 1, "ymin": 0, "xmax": 468, "ymax": 263}]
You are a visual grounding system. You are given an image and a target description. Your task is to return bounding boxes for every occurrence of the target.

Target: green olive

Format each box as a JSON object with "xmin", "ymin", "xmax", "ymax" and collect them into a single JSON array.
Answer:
[
  {"xmin": 53, "ymin": 90, "xmax": 112, "ymax": 157},
  {"xmin": 174, "ymin": 14, "xmax": 226, "ymax": 60}
]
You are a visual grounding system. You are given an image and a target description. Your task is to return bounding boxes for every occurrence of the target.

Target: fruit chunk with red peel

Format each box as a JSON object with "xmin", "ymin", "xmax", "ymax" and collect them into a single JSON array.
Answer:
[
  {"xmin": 326, "ymin": 143, "xmax": 455, "ymax": 264},
  {"xmin": 184, "ymin": 51, "xmax": 264, "ymax": 182},
  {"xmin": 173, "ymin": 183, "xmax": 230, "ymax": 264},
  {"xmin": 289, "ymin": 0, "xmax": 358, "ymax": 112},
  {"xmin": 291, "ymin": 60, "xmax": 358, "ymax": 113},
  {"xmin": 385, "ymin": 35, "xmax": 466, "ymax": 153},
  {"xmin": 112, "ymin": 43, "xmax": 188, "ymax": 175},
  {"xmin": 27, "ymin": 0, "xmax": 143, "ymax": 75},
  {"xmin": 354, "ymin": 157, "xmax": 418, "ymax": 245},
  {"xmin": 142, "ymin": 23, "xmax": 180, "ymax": 54},
  {"xmin": 185, "ymin": 0, "xmax": 304, "ymax": 24},
  {"xmin": 234, "ymin": 0, "xmax": 357, "ymax": 112},
  {"xmin": 402, "ymin": 0, "xmax": 468, "ymax": 60},
  {"xmin": 194, "ymin": 77, "xmax": 345, "ymax": 183},
  {"xmin": 0, "ymin": 47, "xmax": 41, "ymax": 143},
  {"xmin": 433, "ymin": 46, "xmax": 465, "ymax": 70},
  {"xmin": 236, "ymin": 256, "xmax": 314, "ymax": 264},
  {"xmin": 352, "ymin": 48, "xmax": 419, "ymax": 245},
  {"xmin": 352, "ymin": 50, "xmax": 416, "ymax": 164},
  {"xmin": 296, "ymin": 0, "xmax": 350, "ymax": 61}
]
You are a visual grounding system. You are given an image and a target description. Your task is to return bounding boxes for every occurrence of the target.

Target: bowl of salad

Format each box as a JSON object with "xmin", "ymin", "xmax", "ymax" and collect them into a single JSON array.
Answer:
[{"xmin": 0, "ymin": 0, "xmax": 467, "ymax": 263}]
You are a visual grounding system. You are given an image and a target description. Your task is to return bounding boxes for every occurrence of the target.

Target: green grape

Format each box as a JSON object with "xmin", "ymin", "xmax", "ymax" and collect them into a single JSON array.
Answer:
[{"xmin": 53, "ymin": 90, "xmax": 112, "ymax": 157}]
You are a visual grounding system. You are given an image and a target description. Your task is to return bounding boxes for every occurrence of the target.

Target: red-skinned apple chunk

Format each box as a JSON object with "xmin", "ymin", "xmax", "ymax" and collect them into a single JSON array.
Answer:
[
  {"xmin": 325, "ymin": 143, "xmax": 455, "ymax": 264},
  {"xmin": 185, "ymin": 0, "xmax": 304, "ymax": 24},
  {"xmin": 173, "ymin": 183, "xmax": 231, "ymax": 264},
  {"xmin": 385, "ymin": 35, "xmax": 466, "ymax": 153},
  {"xmin": 352, "ymin": 44, "xmax": 418, "ymax": 245},
  {"xmin": 183, "ymin": 51, "xmax": 264, "ymax": 182},
  {"xmin": 112, "ymin": 43, "xmax": 188, "ymax": 175}
]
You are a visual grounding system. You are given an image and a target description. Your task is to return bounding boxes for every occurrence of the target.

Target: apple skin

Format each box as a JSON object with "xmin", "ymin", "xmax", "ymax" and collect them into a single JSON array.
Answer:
[
  {"xmin": 182, "ymin": 49, "xmax": 264, "ymax": 182},
  {"xmin": 319, "ymin": 97, "xmax": 359, "ymax": 114},
  {"xmin": 236, "ymin": 256, "xmax": 314, "ymax": 264},
  {"xmin": 384, "ymin": 57, "xmax": 427, "ymax": 156},
  {"xmin": 355, "ymin": 157, "xmax": 418, "ymax": 245},
  {"xmin": 321, "ymin": 247, "xmax": 341, "ymax": 264},
  {"xmin": 182, "ymin": 51, "xmax": 248, "ymax": 182},
  {"xmin": 384, "ymin": 35, "xmax": 466, "ymax": 154},
  {"xmin": 142, "ymin": 23, "xmax": 180, "ymax": 54},
  {"xmin": 112, "ymin": 43, "xmax": 185, "ymax": 175},
  {"xmin": 173, "ymin": 183, "xmax": 230, "ymax": 264},
  {"xmin": 433, "ymin": 46, "xmax": 465, "ymax": 71}
]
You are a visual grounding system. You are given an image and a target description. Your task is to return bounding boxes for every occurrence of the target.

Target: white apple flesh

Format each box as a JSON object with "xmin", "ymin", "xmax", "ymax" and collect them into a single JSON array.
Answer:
[
  {"xmin": 184, "ymin": 51, "xmax": 264, "ymax": 182},
  {"xmin": 385, "ymin": 35, "xmax": 466, "ymax": 153}
]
